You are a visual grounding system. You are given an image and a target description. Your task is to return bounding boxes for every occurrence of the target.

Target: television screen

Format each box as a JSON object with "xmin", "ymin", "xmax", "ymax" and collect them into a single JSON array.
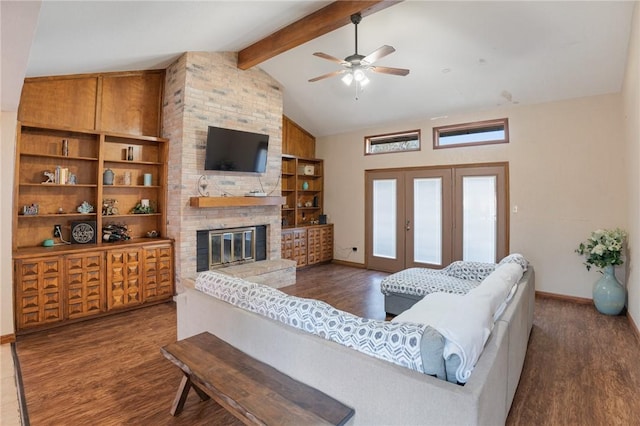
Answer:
[{"xmin": 204, "ymin": 126, "xmax": 269, "ymax": 173}]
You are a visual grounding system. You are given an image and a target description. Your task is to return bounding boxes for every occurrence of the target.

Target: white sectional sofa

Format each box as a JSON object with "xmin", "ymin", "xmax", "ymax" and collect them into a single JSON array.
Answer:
[{"xmin": 176, "ymin": 264, "xmax": 535, "ymax": 425}]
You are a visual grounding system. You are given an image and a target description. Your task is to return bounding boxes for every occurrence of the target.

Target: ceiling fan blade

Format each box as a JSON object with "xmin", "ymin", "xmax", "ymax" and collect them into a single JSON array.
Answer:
[
  {"xmin": 308, "ymin": 69, "xmax": 346, "ymax": 83},
  {"xmin": 362, "ymin": 45, "xmax": 395, "ymax": 65},
  {"xmin": 313, "ymin": 52, "xmax": 348, "ymax": 66},
  {"xmin": 370, "ymin": 66, "xmax": 410, "ymax": 76}
]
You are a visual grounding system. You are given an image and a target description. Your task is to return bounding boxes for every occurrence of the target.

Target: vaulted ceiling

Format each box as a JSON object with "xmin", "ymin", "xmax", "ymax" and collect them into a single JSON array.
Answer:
[{"xmin": 2, "ymin": 1, "xmax": 635, "ymax": 137}]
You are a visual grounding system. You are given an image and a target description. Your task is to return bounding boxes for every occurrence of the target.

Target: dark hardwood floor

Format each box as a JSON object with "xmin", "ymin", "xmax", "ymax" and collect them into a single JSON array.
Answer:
[{"xmin": 15, "ymin": 263, "xmax": 640, "ymax": 425}]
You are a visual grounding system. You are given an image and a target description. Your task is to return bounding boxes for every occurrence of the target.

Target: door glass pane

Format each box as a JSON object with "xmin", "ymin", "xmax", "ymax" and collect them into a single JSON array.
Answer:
[
  {"xmin": 233, "ymin": 232, "xmax": 243, "ymax": 261},
  {"xmin": 462, "ymin": 176, "xmax": 497, "ymax": 262},
  {"xmin": 210, "ymin": 234, "xmax": 222, "ymax": 265},
  {"xmin": 223, "ymin": 233, "xmax": 232, "ymax": 263},
  {"xmin": 244, "ymin": 230, "xmax": 253, "ymax": 259},
  {"xmin": 373, "ymin": 179, "xmax": 397, "ymax": 259},
  {"xmin": 414, "ymin": 178, "xmax": 442, "ymax": 265}
]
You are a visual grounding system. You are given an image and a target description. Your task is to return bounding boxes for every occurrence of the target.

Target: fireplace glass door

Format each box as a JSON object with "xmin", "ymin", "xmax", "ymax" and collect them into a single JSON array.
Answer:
[{"xmin": 209, "ymin": 227, "xmax": 256, "ymax": 268}]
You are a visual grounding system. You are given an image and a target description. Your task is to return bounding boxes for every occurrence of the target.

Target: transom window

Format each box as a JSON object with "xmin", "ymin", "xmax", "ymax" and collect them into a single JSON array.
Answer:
[
  {"xmin": 433, "ymin": 118, "xmax": 509, "ymax": 149},
  {"xmin": 365, "ymin": 129, "xmax": 421, "ymax": 155}
]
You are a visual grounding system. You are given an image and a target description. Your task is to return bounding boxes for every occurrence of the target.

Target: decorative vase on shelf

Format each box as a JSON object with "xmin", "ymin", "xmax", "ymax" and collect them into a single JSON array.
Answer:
[
  {"xmin": 592, "ymin": 265, "xmax": 626, "ymax": 315},
  {"xmin": 302, "ymin": 181, "xmax": 309, "ymax": 190},
  {"xmin": 103, "ymin": 168, "xmax": 114, "ymax": 185}
]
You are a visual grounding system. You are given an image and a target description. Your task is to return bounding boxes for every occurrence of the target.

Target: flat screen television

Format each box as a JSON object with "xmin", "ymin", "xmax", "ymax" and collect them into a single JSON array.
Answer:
[{"xmin": 204, "ymin": 126, "xmax": 269, "ymax": 173}]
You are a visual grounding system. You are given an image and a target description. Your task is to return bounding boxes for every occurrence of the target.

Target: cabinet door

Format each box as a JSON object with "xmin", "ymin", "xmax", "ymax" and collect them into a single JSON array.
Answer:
[
  {"xmin": 143, "ymin": 244, "xmax": 174, "ymax": 302},
  {"xmin": 292, "ymin": 229, "xmax": 308, "ymax": 267},
  {"xmin": 100, "ymin": 72, "xmax": 164, "ymax": 137},
  {"xmin": 65, "ymin": 252, "xmax": 105, "ymax": 319},
  {"xmin": 281, "ymin": 230, "xmax": 294, "ymax": 261},
  {"xmin": 14, "ymin": 257, "xmax": 63, "ymax": 330},
  {"xmin": 106, "ymin": 248, "xmax": 142, "ymax": 310},
  {"xmin": 18, "ymin": 77, "xmax": 98, "ymax": 129},
  {"xmin": 281, "ymin": 229, "xmax": 308, "ymax": 267},
  {"xmin": 320, "ymin": 225, "xmax": 334, "ymax": 262},
  {"xmin": 307, "ymin": 227, "xmax": 321, "ymax": 265}
]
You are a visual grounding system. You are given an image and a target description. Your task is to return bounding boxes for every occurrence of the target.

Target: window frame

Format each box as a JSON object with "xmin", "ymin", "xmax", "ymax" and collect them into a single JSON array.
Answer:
[
  {"xmin": 433, "ymin": 118, "xmax": 509, "ymax": 149},
  {"xmin": 364, "ymin": 129, "xmax": 421, "ymax": 155}
]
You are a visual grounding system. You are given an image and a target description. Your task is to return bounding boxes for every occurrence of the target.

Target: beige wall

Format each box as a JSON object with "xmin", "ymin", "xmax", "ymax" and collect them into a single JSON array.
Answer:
[
  {"xmin": 622, "ymin": 3, "xmax": 639, "ymax": 328},
  {"xmin": 318, "ymin": 92, "xmax": 628, "ymax": 300},
  {"xmin": 1, "ymin": 112, "xmax": 17, "ymax": 337}
]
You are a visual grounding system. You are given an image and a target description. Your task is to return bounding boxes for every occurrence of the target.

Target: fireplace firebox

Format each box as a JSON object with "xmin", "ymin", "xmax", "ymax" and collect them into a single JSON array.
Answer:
[
  {"xmin": 209, "ymin": 226, "xmax": 255, "ymax": 268},
  {"xmin": 197, "ymin": 226, "xmax": 267, "ymax": 271}
]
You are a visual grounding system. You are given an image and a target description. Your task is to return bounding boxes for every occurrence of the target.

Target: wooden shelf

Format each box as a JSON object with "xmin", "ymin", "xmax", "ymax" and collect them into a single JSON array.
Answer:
[
  {"xmin": 104, "ymin": 159, "xmax": 163, "ymax": 166},
  {"xmin": 18, "ymin": 212, "xmax": 97, "ymax": 219},
  {"xmin": 20, "ymin": 183, "xmax": 97, "ymax": 188},
  {"xmin": 189, "ymin": 196, "xmax": 286, "ymax": 208},
  {"xmin": 21, "ymin": 153, "xmax": 98, "ymax": 161},
  {"xmin": 280, "ymin": 156, "xmax": 324, "ymax": 227}
]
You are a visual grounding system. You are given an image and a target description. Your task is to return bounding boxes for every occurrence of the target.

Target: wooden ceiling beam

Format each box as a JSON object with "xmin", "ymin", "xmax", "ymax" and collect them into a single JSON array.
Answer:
[{"xmin": 237, "ymin": 1, "xmax": 402, "ymax": 70}]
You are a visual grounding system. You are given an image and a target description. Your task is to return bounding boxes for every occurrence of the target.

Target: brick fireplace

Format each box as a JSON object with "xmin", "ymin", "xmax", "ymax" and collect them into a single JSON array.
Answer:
[{"xmin": 162, "ymin": 52, "xmax": 284, "ymax": 289}]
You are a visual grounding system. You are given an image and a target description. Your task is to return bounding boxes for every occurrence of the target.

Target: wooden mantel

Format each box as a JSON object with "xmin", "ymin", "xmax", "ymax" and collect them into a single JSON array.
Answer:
[{"xmin": 189, "ymin": 196, "xmax": 286, "ymax": 208}]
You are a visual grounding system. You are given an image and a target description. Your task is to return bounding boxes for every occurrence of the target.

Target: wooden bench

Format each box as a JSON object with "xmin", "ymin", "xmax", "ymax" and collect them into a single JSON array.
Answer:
[{"xmin": 161, "ymin": 332, "xmax": 355, "ymax": 425}]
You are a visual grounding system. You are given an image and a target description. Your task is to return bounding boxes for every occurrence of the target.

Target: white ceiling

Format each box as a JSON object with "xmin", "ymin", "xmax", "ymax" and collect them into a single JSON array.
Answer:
[{"xmin": 3, "ymin": 1, "xmax": 635, "ymax": 137}]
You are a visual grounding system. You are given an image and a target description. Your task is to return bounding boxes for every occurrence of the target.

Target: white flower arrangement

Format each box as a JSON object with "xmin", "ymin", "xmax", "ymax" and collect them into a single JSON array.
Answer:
[{"xmin": 575, "ymin": 228, "xmax": 627, "ymax": 271}]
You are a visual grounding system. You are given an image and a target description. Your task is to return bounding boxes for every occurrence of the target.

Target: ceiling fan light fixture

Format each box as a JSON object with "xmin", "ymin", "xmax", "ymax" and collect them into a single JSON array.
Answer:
[
  {"xmin": 341, "ymin": 72, "xmax": 354, "ymax": 86},
  {"xmin": 353, "ymin": 68, "xmax": 366, "ymax": 82},
  {"xmin": 308, "ymin": 12, "xmax": 409, "ymax": 97}
]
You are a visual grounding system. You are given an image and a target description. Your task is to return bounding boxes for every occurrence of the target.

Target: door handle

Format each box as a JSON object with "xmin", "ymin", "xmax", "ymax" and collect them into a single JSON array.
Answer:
[{"xmin": 406, "ymin": 219, "xmax": 411, "ymax": 231}]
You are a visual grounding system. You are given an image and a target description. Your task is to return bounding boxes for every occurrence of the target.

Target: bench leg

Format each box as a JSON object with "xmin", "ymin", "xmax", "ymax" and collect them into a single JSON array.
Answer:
[{"xmin": 170, "ymin": 374, "xmax": 211, "ymax": 416}]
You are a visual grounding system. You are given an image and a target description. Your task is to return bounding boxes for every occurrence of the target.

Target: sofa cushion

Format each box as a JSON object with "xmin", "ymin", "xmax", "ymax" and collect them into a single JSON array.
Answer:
[
  {"xmin": 445, "ymin": 353, "xmax": 462, "ymax": 384},
  {"xmin": 443, "ymin": 261, "xmax": 497, "ymax": 281},
  {"xmin": 420, "ymin": 326, "xmax": 446, "ymax": 380},
  {"xmin": 498, "ymin": 253, "xmax": 528, "ymax": 271},
  {"xmin": 380, "ymin": 267, "xmax": 480, "ymax": 297}
]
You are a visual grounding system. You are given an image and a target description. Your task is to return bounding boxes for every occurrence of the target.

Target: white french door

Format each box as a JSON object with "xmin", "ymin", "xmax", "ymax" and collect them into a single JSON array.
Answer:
[
  {"xmin": 404, "ymin": 169, "xmax": 453, "ymax": 269},
  {"xmin": 365, "ymin": 163, "xmax": 508, "ymax": 273},
  {"xmin": 365, "ymin": 171, "xmax": 405, "ymax": 272}
]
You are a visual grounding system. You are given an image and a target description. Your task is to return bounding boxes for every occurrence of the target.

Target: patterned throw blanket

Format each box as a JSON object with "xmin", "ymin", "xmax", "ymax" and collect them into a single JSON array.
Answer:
[
  {"xmin": 195, "ymin": 271, "xmax": 427, "ymax": 373},
  {"xmin": 380, "ymin": 261, "xmax": 497, "ymax": 297}
]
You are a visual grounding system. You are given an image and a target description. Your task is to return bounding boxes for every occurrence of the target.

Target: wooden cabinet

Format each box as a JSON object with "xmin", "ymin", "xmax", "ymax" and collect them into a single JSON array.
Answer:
[
  {"xmin": 142, "ymin": 243, "xmax": 173, "ymax": 302},
  {"xmin": 281, "ymin": 224, "xmax": 333, "ymax": 267},
  {"xmin": 106, "ymin": 247, "xmax": 143, "ymax": 310},
  {"xmin": 307, "ymin": 227, "xmax": 319, "ymax": 265},
  {"xmin": 320, "ymin": 224, "xmax": 334, "ymax": 263},
  {"xmin": 65, "ymin": 253, "xmax": 104, "ymax": 319},
  {"xmin": 13, "ymin": 240, "xmax": 174, "ymax": 333},
  {"xmin": 281, "ymin": 153, "xmax": 332, "ymax": 268},
  {"xmin": 13, "ymin": 69, "xmax": 173, "ymax": 334},
  {"xmin": 281, "ymin": 228, "xmax": 308, "ymax": 267},
  {"xmin": 18, "ymin": 76, "xmax": 99, "ymax": 130},
  {"xmin": 18, "ymin": 71, "xmax": 164, "ymax": 137},
  {"xmin": 14, "ymin": 257, "xmax": 63, "ymax": 330},
  {"xmin": 281, "ymin": 156, "xmax": 323, "ymax": 228},
  {"xmin": 99, "ymin": 73, "xmax": 164, "ymax": 136}
]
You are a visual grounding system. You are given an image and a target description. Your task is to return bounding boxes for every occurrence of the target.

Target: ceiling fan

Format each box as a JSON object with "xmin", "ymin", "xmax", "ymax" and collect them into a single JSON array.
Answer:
[{"xmin": 308, "ymin": 12, "xmax": 410, "ymax": 91}]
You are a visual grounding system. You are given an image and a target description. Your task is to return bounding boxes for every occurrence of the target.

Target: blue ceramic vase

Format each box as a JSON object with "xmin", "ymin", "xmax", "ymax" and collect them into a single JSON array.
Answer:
[{"xmin": 592, "ymin": 265, "xmax": 626, "ymax": 315}]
